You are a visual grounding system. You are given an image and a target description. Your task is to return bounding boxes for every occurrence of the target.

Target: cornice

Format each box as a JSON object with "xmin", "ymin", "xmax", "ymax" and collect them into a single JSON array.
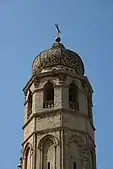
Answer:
[
  {"xmin": 23, "ymin": 70, "xmax": 93, "ymax": 98},
  {"xmin": 21, "ymin": 126, "xmax": 96, "ymax": 148},
  {"xmin": 23, "ymin": 83, "xmax": 69, "ymax": 106},
  {"xmin": 23, "ymin": 75, "xmax": 34, "ymax": 93},
  {"xmin": 22, "ymin": 109, "xmax": 62, "ymax": 129},
  {"xmin": 22, "ymin": 108, "xmax": 95, "ymax": 131}
]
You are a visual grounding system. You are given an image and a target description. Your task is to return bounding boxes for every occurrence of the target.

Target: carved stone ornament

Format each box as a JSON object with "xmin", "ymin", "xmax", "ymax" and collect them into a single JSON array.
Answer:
[
  {"xmin": 32, "ymin": 43, "xmax": 84, "ymax": 76},
  {"xmin": 30, "ymin": 148, "xmax": 34, "ymax": 157},
  {"xmin": 80, "ymin": 134, "xmax": 92, "ymax": 169},
  {"xmin": 58, "ymin": 74, "xmax": 67, "ymax": 83},
  {"xmin": 34, "ymin": 77, "xmax": 40, "ymax": 88},
  {"xmin": 67, "ymin": 134, "xmax": 91, "ymax": 169},
  {"xmin": 81, "ymin": 146, "xmax": 90, "ymax": 159},
  {"xmin": 67, "ymin": 134, "xmax": 83, "ymax": 147},
  {"xmin": 81, "ymin": 147, "xmax": 91, "ymax": 169}
]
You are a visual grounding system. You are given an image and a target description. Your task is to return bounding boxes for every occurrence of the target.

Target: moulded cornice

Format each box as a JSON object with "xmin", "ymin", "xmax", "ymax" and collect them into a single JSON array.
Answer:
[
  {"xmin": 23, "ymin": 69, "xmax": 93, "ymax": 97},
  {"xmin": 21, "ymin": 126, "xmax": 96, "ymax": 148},
  {"xmin": 22, "ymin": 109, "xmax": 62, "ymax": 129},
  {"xmin": 22, "ymin": 108, "xmax": 95, "ymax": 131}
]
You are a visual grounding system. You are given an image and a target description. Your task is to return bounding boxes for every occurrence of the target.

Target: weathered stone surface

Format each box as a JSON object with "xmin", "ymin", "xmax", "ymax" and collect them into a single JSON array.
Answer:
[
  {"xmin": 32, "ymin": 43, "xmax": 84, "ymax": 76},
  {"xmin": 21, "ymin": 42, "xmax": 96, "ymax": 169}
]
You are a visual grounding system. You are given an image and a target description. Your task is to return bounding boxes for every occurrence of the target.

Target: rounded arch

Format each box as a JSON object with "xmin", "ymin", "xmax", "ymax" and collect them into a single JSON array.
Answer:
[
  {"xmin": 43, "ymin": 81, "xmax": 54, "ymax": 108},
  {"xmin": 38, "ymin": 134, "xmax": 59, "ymax": 150},
  {"xmin": 23, "ymin": 142, "xmax": 33, "ymax": 158},
  {"xmin": 67, "ymin": 137, "xmax": 81, "ymax": 169},
  {"xmin": 90, "ymin": 149, "xmax": 95, "ymax": 169},
  {"xmin": 23, "ymin": 143, "xmax": 33, "ymax": 169},
  {"xmin": 43, "ymin": 80, "xmax": 56, "ymax": 88},
  {"xmin": 69, "ymin": 83, "xmax": 78, "ymax": 101},
  {"xmin": 69, "ymin": 83, "xmax": 79, "ymax": 110},
  {"xmin": 67, "ymin": 134, "xmax": 83, "ymax": 147},
  {"xmin": 27, "ymin": 90, "xmax": 32, "ymax": 118}
]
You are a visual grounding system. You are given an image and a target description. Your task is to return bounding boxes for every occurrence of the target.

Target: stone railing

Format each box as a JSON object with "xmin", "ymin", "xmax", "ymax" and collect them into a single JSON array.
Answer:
[
  {"xmin": 69, "ymin": 101, "xmax": 79, "ymax": 110},
  {"xmin": 43, "ymin": 100, "xmax": 54, "ymax": 108}
]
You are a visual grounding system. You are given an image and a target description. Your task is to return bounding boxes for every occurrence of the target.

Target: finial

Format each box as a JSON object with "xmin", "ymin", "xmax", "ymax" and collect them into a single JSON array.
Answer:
[{"xmin": 55, "ymin": 24, "xmax": 61, "ymax": 43}]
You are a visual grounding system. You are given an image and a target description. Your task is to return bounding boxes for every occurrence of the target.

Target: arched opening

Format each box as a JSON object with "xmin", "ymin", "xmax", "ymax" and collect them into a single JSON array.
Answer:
[
  {"xmin": 69, "ymin": 83, "xmax": 79, "ymax": 110},
  {"xmin": 42, "ymin": 139, "xmax": 55, "ymax": 169},
  {"xmin": 87, "ymin": 93, "xmax": 93, "ymax": 121},
  {"xmin": 43, "ymin": 82, "xmax": 54, "ymax": 108},
  {"xmin": 68, "ymin": 142, "xmax": 79, "ymax": 169},
  {"xmin": 23, "ymin": 143, "xmax": 33, "ymax": 169},
  {"xmin": 38, "ymin": 135, "xmax": 58, "ymax": 169},
  {"xmin": 27, "ymin": 91, "xmax": 32, "ymax": 118},
  {"xmin": 25, "ymin": 147, "xmax": 31, "ymax": 169},
  {"xmin": 73, "ymin": 162, "xmax": 76, "ymax": 169},
  {"xmin": 91, "ymin": 150, "xmax": 94, "ymax": 169}
]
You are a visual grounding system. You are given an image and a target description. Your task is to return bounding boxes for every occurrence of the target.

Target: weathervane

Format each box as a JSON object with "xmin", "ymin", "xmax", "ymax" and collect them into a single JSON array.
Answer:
[{"xmin": 55, "ymin": 24, "xmax": 61, "ymax": 43}]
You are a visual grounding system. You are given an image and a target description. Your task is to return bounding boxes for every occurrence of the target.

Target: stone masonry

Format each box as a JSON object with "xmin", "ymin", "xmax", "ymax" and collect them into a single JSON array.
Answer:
[{"xmin": 20, "ymin": 42, "xmax": 96, "ymax": 169}]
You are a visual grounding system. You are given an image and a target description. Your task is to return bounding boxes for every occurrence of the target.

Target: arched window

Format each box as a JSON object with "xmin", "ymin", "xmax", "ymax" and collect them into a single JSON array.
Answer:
[
  {"xmin": 25, "ymin": 147, "xmax": 31, "ymax": 169},
  {"xmin": 38, "ymin": 135, "xmax": 58, "ymax": 169},
  {"xmin": 23, "ymin": 143, "xmax": 33, "ymax": 169},
  {"xmin": 87, "ymin": 92, "xmax": 93, "ymax": 120},
  {"xmin": 43, "ymin": 82, "xmax": 54, "ymax": 108},
  {"xmin": 91, "ymin": 150, "xmax": 94, "ymax": 169},
  {"xmin": 69, "ymin": 83, "xmax": 79, "ymax": 110},
  {"xmin": 27, "ymin": 91, "xmax": 32, "ymax": 118},
  {"xmin": 73, "ymin": 162, "xmax": 76, "ymax": 169}
]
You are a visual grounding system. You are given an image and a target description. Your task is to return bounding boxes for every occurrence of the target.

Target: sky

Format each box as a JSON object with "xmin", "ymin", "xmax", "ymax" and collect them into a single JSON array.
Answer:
[{"xmin": 0, "ymin": 0, "xmax": 113, "ymax": 169}]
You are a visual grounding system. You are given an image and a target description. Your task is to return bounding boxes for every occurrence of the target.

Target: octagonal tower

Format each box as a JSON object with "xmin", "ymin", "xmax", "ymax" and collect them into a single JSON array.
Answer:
[{"xmin": 20, "ymin": 37, "xmax": 96, "ymax": 169}]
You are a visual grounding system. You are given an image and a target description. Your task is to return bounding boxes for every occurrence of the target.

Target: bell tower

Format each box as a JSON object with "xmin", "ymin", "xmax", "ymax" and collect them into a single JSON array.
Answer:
[{"xmin": 18, "ymin": 34, "xmax": 96, "ymax": 169}]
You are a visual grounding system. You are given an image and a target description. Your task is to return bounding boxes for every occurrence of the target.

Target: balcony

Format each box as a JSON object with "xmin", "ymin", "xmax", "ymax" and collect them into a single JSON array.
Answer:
[
  {"xmin": 69, "ymin": 101, "xmax": 79, "ymax": 110},
  {"xmin": 43, "ymin": 100, "xmax": 54, "ymax": 108}
]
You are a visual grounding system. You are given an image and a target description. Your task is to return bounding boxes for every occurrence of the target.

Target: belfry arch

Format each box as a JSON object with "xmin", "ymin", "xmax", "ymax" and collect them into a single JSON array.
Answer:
[
  {"xmin": 23, "ymin": 143, "xmax": 33, "ymax": 169},
  {"xmin": 43, "ymin": 82, "xmax": 54, "ymax": 108},
  {"xmin": 38, "ymin": 135, "xmax": 59, "ymax": 169}
]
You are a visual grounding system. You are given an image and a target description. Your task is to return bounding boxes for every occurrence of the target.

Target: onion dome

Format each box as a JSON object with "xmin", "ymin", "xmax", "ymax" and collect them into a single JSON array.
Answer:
[{"xmin": 32, "ymin": 42, "xmax": 84, "ymax": 76}]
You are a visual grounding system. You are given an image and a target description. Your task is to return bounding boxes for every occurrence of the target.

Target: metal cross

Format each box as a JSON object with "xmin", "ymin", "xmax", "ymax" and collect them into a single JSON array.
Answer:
[{"xmin": 55, "ymin": 24, "xmax": 61, "ymax": 37}]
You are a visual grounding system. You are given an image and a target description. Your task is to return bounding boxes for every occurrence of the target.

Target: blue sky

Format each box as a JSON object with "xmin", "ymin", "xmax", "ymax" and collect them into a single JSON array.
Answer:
[{"xmin": 0, "ymin": 0, "xmax": 113, "ymax": 169}]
